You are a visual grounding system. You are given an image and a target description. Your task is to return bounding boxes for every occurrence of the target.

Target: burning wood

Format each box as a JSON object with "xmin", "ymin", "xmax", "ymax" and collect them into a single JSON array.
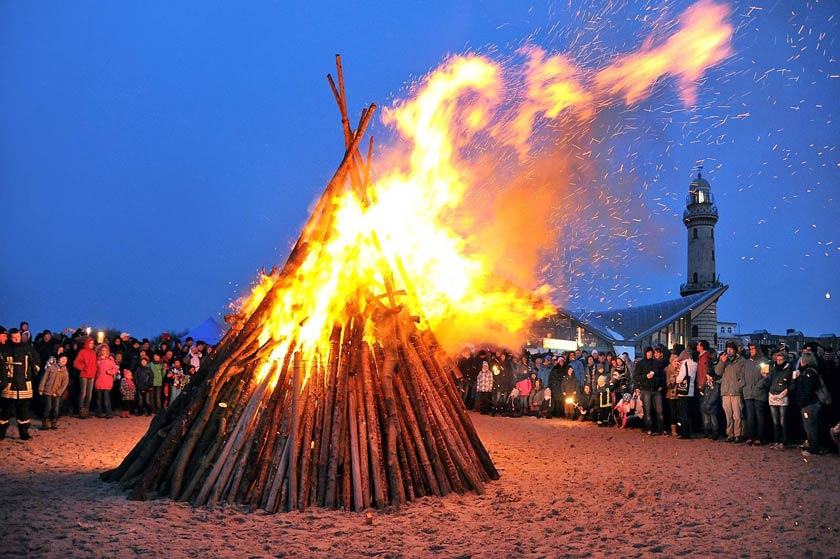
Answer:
[{"xmin": 102, "ymin": 57, "xmax": 499, "ymax": 512}]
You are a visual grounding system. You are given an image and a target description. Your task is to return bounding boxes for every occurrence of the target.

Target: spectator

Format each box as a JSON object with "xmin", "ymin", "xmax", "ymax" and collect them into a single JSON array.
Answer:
[
  {"xmin": 792, "ymin": 351, "xmax": 825, "ymax": 456},
  {"xmin": 675, "ymin": 349, "xmax": 697, "ymax": 439},
  {"xmin": 119, "ymin": 370, "xmax": 136, "ymax": 418},
  {"xmin": 716, "ymin": 342, "xmax": 746, "ymax": 443},
  {"xmin": 38, "ymin": 354, "xmax": 70, "ymax": 430},
  {"xmin": 94, "ymin": 344, "xmax": 118, "ymax": 419},
  {"xmin": 595, "ymin": 375, "xmax": 612, "ymax": 426},
  {"xmin": 767, "ymin": 351, "xmax": 792, "ymax": 449},
  {"xmin": 150, "ymin": 353, "xmax": 166, "ymax": 414},
  {"xmin": 475, "ymin": 361, "xmax": 494, "ymax": 415},
  {"xmin": 742, "ymin": 343, "xmax": 770, "ymax": 446},
  {"xmin": 0, "ymin": 328, "xmax": 41, "ymax": 440},
  {"xmin": 73, "ymin": 337, "xmax": 97, "ymax": 419},
  {"xmin": 560, "ymin": 366, "xmax": 580, "ymax": 419},
  {"xmin": 665, "ymin": 354, "xmax": 680, "ymax": 437},
  {"xmin": 134, "ymin": 356, "xmax": 154, "ymax": 416}
]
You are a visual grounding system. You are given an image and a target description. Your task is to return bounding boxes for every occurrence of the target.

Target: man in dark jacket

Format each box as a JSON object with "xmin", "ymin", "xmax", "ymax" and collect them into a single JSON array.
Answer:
[
  {"xmin": 0, "ymin": 328, "xmax": 41, "ymax": 440},
  {"xmin": 634, "ymin": 346, "xmax": 667, "ymax": 435}
]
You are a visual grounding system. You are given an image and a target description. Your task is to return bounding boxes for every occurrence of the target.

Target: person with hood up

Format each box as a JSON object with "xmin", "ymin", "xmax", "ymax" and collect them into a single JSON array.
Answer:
[
  {"xmin": 73, "ymin": 336, "xmax": 97, "ymax": 419},
  {"xmin": 94, "ymin": 344, "xmax": 119, "ymax": 418}
]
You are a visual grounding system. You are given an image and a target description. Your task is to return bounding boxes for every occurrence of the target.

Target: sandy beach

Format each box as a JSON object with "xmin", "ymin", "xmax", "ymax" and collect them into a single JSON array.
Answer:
[{"xmin": 1, "ymin": 413, "xmax": 837, "ymax": 559}]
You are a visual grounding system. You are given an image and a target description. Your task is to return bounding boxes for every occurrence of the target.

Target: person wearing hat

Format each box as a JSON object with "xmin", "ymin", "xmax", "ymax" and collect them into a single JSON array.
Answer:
[
  {"xmin": 0, "ymin": 328, "xmax": 42, "ymax": 440},
  {"xmin": 715, "ymin": 341, "xmax": 746, "ymax": 443}
]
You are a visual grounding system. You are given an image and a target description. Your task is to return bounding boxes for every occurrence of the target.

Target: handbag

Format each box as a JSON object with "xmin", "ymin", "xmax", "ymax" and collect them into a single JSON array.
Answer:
[
  {"xmin": 816, "ymin": 374, "xmax": 832, "ymax": 405},
  {"xmin": 768, "ymin": 392, "xmax": 788, "ymax": 406},
  {"xmin": 676, "ymin": 362, "xmax": 690, "ymax": 397}
]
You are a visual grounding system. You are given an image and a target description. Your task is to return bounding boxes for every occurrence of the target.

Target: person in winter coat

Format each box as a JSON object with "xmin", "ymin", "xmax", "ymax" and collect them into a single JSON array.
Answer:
[
  {"xmin": 73, "ymin": 336, "xmax": 97, "ymax": 419},
  {"xmin": 560, "ymin": 367, "xmax": 581, "ymax": 419},
  {"xmin": 664, "ymin": 354, "xmax": 681, "ymax": 437},
  {"xmin": 149, "ymin": 353, "xmax": 166, "ymax": 413},
  {"xmin": 94, "ymin": 344, "xmax": 118, "ymax": 418},
  {"xmin": 634, "ymin": 346, "xmax": 667, "ymax": 436},
  {"xmin": 595, "ymin": 375, "xmax": 612, "ymax": 426},
  {"xmin": 38, "ymin": 354, "xmax": 70, "ymax": 430},
  {"xmin": 528, "ymin": 378, "xmax": 550, "ymax": 417},
  {"xmin": 475, "ymin": 361, "xmax": 494, "ymax": 415},
  {"xmin": 134, "ymin": 356, "xmax": 154, "ymax": 416},
  {"xmin": 792, "ymin": 350, "xmax": 825, "ymax": 456},
  {"xmin": 119, "ymin": 370, "xmax": 136, "ymax": 418},
  {"xmin": 742, "ymin": 343, "xmax": 771, "ymax": 445},
  {"xmin": 715, "ymin": 342, "xmax": 746, "ymax": 442},
  {"xmin": 675, "ymin": 350, "xmax": 698, "ymax": 439},
  {"xmin": 0, "ymin": 328, "xmax": 41, "ymax": 440},
  {"xmin": 767, "ymin": 351, "xmax": 792, "ymax": 449}
]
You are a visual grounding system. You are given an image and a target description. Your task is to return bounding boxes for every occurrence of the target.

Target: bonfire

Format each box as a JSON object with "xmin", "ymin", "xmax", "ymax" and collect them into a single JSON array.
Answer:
[{"xmin": 104, "ymin": 0, "xmax": 733, "ymax": 514}]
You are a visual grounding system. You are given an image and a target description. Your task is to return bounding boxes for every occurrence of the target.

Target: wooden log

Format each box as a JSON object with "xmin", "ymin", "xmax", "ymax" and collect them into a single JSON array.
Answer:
[
  {"xmin": 297, "ymin": 355, "xmax": 321, "ymax": 511},
  {"xmin": 324, "ymin": 326, "xmax": 351, "ymax": 508},
  {"xmin": 346, "ymin": 374, "xmax": 364, "ymax": 511},
  {"xmin": 352, "ymin": 357, "xmax": 371, "ymax": 510},
  {"xmin": 392, "ymin": 368, "xmax": 441, "ymax": 497},
  {"xmin": 376, "ymin": 314, "xmax": 404, "ymax": 509},
  {"xmin": 288, "ymin": 351, "xmax": 301, "ymax": 510},
  {"xmin": 360, "ymin": 342, "xmax": 387, "ymax": 509},
  {"xmin": 392, "ymin": 372, "xmax": 426, "ymax": 499},
  {"xmin": 417, "ymin": 330, "xmax": 499, "ymax": 480},
  {"xmin": 316, "ymin": 326, "xmax": 343, "ymax": 506}
]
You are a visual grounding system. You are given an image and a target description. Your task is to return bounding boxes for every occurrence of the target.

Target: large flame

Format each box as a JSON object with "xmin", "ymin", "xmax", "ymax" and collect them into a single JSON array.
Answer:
[{"xmin": 240, "ymin": 0, "xmax": 733, "ymax": 384}]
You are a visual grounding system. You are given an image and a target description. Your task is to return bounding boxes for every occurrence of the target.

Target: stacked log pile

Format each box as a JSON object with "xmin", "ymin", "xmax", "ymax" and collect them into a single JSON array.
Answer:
[{"xmin": 102, "ymin": 57, "xmax": 499, "ymax": 512}]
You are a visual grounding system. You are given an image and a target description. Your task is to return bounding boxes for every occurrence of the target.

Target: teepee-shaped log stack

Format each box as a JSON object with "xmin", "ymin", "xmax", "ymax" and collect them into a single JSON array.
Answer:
[{"xmin": 102, "ymin": 57, "xmax": 499, "ymax": 513}]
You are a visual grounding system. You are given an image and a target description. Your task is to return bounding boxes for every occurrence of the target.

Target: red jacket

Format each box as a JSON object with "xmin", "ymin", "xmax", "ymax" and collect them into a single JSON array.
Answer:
[
  {"xmin": 74, "ymin": 341, "xmax": 98, "ymax": 380},
  {"xmin": 95, "ymin": 356, "xmax": 119, "ymax": 390},
  {"xmin": 697, "ymin": 350, "xmax": 711, "ymax": 390}
]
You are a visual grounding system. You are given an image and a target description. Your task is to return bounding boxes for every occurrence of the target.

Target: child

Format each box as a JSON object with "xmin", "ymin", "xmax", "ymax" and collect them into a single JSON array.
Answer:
[
  {"xmin": 134, "ymin": 356, "xmax": 154, "ymax": 416},
  {"xmin": 39, "ymin": 355, "xmax": 70, "ymax": 430},
  {"xmin": 119, "ymin": 370, "xmax": 136, "ymax": 418},
  {"xmin": 149, "ymin": 353, "xmax": 166, "ymax": 413},
  {"xmin": 167, "ymin": 360, "xmax": 188, "ymax": 404},
  {"xmin": 475, "ymin": 361, "xmax": 494, "ymax": 415},
  {"xmin": 595, "ymin": 375, "xmax": 612, "ymax": 426},
  {"xmin": 94, "ymin": 344, "xmax": 119, "ymax": 419}
]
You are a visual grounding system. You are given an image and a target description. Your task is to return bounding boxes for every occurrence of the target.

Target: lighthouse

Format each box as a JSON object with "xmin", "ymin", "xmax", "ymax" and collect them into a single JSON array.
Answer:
[{"xmin": 681, "ymin": 170, "xmax": 723, "ymax": 342}]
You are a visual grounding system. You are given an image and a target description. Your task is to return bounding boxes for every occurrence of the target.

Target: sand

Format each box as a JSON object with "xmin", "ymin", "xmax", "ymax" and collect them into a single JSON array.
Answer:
[{"xmin": 1, "ymin": 414, "xmax": 837, "ymax": 559}]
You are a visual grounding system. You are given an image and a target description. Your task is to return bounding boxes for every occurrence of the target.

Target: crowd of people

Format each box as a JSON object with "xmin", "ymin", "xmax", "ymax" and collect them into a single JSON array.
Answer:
[
  {"xmin": 3, "ymin": 319, "xmax": 839, "ymax": 458},
  {"xmin": 458, "ymin": 340, "xmax": 840, "ymax": 457},
  {"xmin": 0, "ymin": 321, "xmax": 212, "ymax": 440}
]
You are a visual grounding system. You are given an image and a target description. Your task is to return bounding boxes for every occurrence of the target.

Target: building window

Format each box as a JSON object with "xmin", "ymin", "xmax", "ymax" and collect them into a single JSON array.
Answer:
[
  {"xmin": 692, "ymin": 325, "xmax": 699, "ymax": 337},
  {"xmin": 711, "ymin": 229, "xmax": 714, "ymax": 239},
  {"xmin": 693, "ymin": 228, "xmax": 698, "ymax": 239},
  {"xmin": 727, "ymin": 327, "xmax": 732, "ymax": 334},
  {"xmin": 720, "ymin": 327, "xmax": 725, "ymax": 334},
  {"xmin": 712, "ymin": 249, "xmax": 715, "ymax": 261},
  {"xmin": 693, "ymin": 272, "xmax": 698, "ymax": 283}
]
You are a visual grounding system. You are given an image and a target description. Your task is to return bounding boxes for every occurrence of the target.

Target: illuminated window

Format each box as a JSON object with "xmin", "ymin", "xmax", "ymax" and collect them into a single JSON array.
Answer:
[{"xmin": 698, "ymin": 190, "xmax": 706, "ymax": 204}]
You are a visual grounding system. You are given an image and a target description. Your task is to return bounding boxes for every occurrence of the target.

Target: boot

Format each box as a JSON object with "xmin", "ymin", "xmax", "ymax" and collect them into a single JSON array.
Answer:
[
  {"xmin": 41, "ymin": 418, "xmax": 52, "ymax": 430},
  {"xmin": 51, "ymin": 418, "xmax": 59, "ymax": 430},
  {"xmin": 79, "ymin": 407, "xmax": 89, "ymax": 419},
  {"xmin": 19, "ymin": 423, "xmax": 32, "ymax": 440},
  {"xmin": 0, "ymin": 422, "xmax": 7, "ymax": 440},
  {"xmin": 671, "ymin": 424, "xmax": 679, "ymax": 437}
]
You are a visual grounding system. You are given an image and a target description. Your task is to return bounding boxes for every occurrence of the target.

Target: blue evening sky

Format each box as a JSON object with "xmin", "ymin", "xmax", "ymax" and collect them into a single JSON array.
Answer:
[{"xmin": 1, "ymin": 1, "xmax": 837, "ymax": 339}]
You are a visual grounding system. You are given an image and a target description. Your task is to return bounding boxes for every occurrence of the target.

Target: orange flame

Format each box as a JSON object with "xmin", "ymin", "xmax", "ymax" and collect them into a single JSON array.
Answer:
[
  {"xmin": 239, "ymin": 0, "xmax": 733, "ymax": 375},
  {"xmin": 595, "ymin": 0, "xmax": 733, "ymax": 106}
]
